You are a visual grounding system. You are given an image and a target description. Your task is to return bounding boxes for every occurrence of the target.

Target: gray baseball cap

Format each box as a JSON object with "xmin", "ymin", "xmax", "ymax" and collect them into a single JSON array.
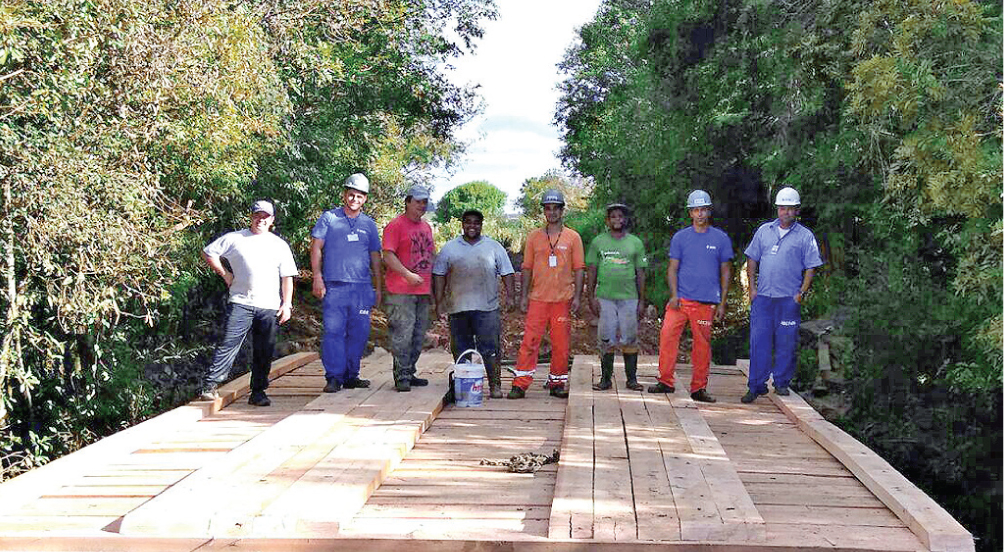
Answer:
[{"xmin": 404, "ymin": 185, "xmax": 435, "ymax": 211}]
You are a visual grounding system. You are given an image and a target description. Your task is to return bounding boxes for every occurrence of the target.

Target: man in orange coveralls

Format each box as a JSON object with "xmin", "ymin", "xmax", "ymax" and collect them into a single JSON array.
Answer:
[{"xmin": 508, "ymin": 189, "xmax": 585, "ymax": 399}]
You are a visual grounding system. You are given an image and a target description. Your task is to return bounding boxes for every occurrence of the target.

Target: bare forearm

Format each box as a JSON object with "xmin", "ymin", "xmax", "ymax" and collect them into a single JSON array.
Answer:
[
  {"xmin": 383, "ymin": 251, "xmax": 411, "ymax": 277},
  {"xmin": 636, "ymin": 270, "xmax": 646, "ymax": 305},
  {"xmin": 204, "ymin": 253, "xmax": 227, "ymax": 277},
  {"xmin": 521, "ymin": 269, "xmax": 532, "ymax": 301},
  {"xmin": 502, "ymin": 274, "xmax": 515, "ymax": 300},
  {"xmin": 720, "ymin": 262, "xmax": 732, "ymax": 303},
  {"xmin": 280, "ymin": 277, "xmax": 293, "ymax": 305}
]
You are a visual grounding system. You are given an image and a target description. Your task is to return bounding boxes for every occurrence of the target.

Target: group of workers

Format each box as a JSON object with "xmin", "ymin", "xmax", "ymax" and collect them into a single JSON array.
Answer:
[{"xmin": 200, "ymin": 174, "xmax": 822, "ymax": 407}]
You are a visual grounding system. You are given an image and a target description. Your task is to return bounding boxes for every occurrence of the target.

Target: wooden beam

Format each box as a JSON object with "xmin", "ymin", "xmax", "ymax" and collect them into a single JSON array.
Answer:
[{"xmin": 548, "ymin": 355, "xmax": 595, "ymax": 540}]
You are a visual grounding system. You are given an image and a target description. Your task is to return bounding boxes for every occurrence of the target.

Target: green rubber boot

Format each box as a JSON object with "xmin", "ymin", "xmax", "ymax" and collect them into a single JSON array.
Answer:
[
  {"xmin": 593, "ymin": 353, "xmax": 615, "ymax": 391},
  {"xmin": 624, "ymin": 353, "xmax": 643, "ymax": 390}
]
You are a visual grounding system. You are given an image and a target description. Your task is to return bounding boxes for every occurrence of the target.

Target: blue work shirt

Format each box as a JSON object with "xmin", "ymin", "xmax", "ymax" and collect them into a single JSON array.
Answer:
[
  {"xmin": 433, "ymin": 236, "xmax": 515, "ymax": 314},
  {"xmin": 744, "ymin": 220, "xmax": 823, "ymax": 298},
  {"xmin": 669, "ymin": 226, "xmax": 734, "ymax": 304},
  {"xmin": 311, "ymin": 208, "xmax": 381, "ymax": 283}
]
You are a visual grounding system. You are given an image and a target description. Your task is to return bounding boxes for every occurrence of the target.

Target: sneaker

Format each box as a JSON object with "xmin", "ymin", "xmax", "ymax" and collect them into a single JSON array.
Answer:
[
  {"xmin": 199, "ymin": 386, "xmax": 220, "ymax": 401},
  {"xmin": 343, "ymin": 377, "xmax": 370, "ymax": 389},
  {"xmin": 691, "ymin": 389, "xmax": 717, "ymax": 403},
  {"xmin": 507, "ymin": 386, "xmax": 526, "ymax": 399},
  {"xmin": 490, "ymin": 389, "xmax": 504, "ymax": 399},
  {"xmin": 625, "ymin": 380, "xmax": 643, "ymax": 391},
  {"xmin": 395, "ymin": 379, "xmax": 411, "ymax": 392},
  {"xmin": 741, "ymin": 390, "xmax": 765, "ymax": 404},
  {"xmin": 647, "ymin": 382, "xmax": 675, "ymax": 394},
  {"xmin": 323, "ymin": 379, "xmax": 342, "ymax": 393},
  {"xmin": 409, "ymin": 377, "xmax": 429, "ymax": 387},
  {"xmin": 549, "ymin": 386, "xmax": 569, "ymax": 399},
  {"xmin": 592, "ymin": 379, "xmax": 612, "ymax": 391},
  {"xmin": 774, "ymin": 386, "xmax": 790, "ymax": 396},
  {"xmin": 248, "ymin": 391, "xmax": 271, "ymax": 407}
]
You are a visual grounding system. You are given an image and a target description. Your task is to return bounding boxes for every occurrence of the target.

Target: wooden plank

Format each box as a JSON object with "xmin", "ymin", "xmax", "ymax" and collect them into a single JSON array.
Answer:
[
  {"xmin": 354, "ymin": 504, "xmax": 551, "ymax": 521},
  {"xmin": 548, "ymin": 355, "xmax": 594, "ymax": 540},
  {"xmin": 622, "ymin": 390, "xmax": 680, "ymax": 542},
  {"xmin": 251, "ymin": 352, "xmax": 451, "ymax": 536},
  {"xmin": 591, "ymin": 380, "xmax": 635, "ymax": 541},
  {"xmin": 758, "ymin": 504, "xmax": 906, "ymax": 527},
  {"xmin": 644, "ymin": 392, "xmax": 722, "ymax": 541}
]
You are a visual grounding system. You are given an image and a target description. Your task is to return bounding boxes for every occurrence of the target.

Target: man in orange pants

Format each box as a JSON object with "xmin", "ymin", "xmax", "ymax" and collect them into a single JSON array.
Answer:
[
  {"xmin": 648, "ymin": 190, "xmax": 733, "ymax": 403},
  {"xmin": 508, "ymin": 189, "xmax": 585, "ymax": 399}
]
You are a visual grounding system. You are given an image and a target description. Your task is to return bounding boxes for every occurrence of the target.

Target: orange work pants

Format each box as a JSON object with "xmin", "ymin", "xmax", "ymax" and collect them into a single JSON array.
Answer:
[
  {"xmin": 657, "ymin": 299, "xmax": 714, "ymax": 392},
  {"xmin": 512, "ymin": 300, "xmax": 571, "ymax": 390}
]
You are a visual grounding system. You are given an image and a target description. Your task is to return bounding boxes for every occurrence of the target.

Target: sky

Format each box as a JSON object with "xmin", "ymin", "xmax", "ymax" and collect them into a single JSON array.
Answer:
[{"xmin": 430, "ymin": 0, "xmax": 605, "ymax": 210}]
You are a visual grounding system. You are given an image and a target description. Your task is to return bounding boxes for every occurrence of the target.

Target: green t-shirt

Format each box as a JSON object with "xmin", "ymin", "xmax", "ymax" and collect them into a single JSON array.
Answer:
[{"xmin": 585, "ymin": 232, "xmax": 648, "ymax": 299}]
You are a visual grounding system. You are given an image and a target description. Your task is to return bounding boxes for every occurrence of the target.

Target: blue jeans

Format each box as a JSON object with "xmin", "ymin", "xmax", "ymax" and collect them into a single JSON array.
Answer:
[
  {"xmin": 748, "ymin": 295, "xmax": 801, "ymax": 393},
  {"xmin": 322, "ymin": 282, "xmax": 375, "ymax": 384},
  {"xmin": 384, "ymin": 293, "xmax": 432, "ymax": 382},
  {"xmin": 206, "ymin": 303, "xmax": 277, "ymax": 393},
  {"xmin": 448, "ymin": 309, "xmax": 501, "ymax": 377}
]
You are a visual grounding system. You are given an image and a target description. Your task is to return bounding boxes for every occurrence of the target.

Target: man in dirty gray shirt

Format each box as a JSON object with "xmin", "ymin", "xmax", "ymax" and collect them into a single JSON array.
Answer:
[{"xmin": 432, "ymin": 209, "xmax": 516, "ymax": 399}]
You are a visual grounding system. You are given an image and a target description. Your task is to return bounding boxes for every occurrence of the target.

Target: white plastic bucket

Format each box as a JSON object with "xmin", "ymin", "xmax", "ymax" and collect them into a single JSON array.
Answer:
[{"xmin": 454, "ymin": 349, "xmax": 486, "ymax": 408}]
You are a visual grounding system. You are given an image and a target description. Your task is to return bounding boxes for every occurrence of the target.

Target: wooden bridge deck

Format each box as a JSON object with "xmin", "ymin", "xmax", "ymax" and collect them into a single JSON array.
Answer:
[{"xmin": 0, "ymin": 351, "xmax": 973, "ymax": 551}]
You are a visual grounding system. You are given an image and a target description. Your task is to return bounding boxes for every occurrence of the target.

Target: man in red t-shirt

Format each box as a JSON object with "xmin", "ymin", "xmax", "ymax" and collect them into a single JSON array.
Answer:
[
  {"xmin": 382, "ymin": 185, "xmax": 437, "ymax": 392},
  {"xmin": 509, "ymin": 189, "xmax": 585, "ymax": 399}
]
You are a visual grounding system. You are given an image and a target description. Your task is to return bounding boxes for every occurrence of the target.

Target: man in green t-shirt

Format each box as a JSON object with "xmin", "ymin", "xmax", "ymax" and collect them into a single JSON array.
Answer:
[{"xmin": 584, "ymin": 203, "xmax": 648, "ymax": 391}]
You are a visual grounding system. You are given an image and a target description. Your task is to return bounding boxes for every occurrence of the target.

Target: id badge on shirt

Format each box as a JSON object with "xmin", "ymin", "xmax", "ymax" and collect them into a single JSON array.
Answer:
[
  {"xmin": 770, "ymin": 244, "xmax": 779, "ymax": 255},
  {"xmin": 548, "ymin": 254, "xmax": 557, "ymax": 267},
  {"xmin": 347, "ymin": 233, "xmax": 359, "ymax": 242}
]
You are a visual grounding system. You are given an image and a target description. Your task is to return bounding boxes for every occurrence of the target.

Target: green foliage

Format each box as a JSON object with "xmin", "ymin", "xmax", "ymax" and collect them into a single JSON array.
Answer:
[
  {"xmin": 0, "ymin": 0, "xmax": 498, "ymax": 478},
  {"xmin": 436, "ymin": 180, "xmax": 507, "ymax": 223}
]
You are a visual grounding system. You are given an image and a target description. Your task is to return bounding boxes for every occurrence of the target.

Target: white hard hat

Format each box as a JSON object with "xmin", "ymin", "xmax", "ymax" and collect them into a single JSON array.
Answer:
[
  {"xmin": 687, "ymin": 190, "xmax": 712, "ymax": 208},
  {"xmin": 775, "ymin": 187, "xmax": 801, "ymax": 206},
  {"xmin": 344, "ymin": 173, "xmax": 370, "ymax": 194}
]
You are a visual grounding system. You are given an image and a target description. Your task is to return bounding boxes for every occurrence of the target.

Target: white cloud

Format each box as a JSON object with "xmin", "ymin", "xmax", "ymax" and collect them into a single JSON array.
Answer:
[{"xmin": 431, "ymin": 0, "xmax": 604, "ymax": 210}]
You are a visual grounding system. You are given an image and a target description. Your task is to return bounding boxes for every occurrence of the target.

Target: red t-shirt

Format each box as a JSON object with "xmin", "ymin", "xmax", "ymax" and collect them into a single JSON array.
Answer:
[{"xmin": 382, "ymin": 214, "xmax": 435, "ymax": 295}]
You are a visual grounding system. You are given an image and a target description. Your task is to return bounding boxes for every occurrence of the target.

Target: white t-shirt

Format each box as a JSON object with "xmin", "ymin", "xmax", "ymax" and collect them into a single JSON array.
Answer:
[{"xmin": 203, "ymin": 229, "xmax": 298, "ymax": 310}]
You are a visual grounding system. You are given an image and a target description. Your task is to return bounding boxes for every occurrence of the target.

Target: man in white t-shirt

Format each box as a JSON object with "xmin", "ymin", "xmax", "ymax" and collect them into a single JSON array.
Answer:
[{"xmin": 201, "ymin": 200, "xmax": 298, "ymax": 406}]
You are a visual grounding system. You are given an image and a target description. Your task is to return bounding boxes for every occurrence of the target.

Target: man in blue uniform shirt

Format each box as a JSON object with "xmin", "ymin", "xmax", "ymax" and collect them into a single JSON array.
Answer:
[
  {"xmin": 742, "ymin": 186, "xmax": 823, "ymax": 403},
  {"xmin": 310, "ymin": 173, "xmax": 383, "ymax": 393}
]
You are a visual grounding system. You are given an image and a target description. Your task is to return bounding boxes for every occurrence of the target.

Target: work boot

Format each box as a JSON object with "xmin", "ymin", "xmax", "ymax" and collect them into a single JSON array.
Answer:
[
  {"xmin": 323, "ymin": 379, "xmax": 342, "ymax": 393},
  {"xmin": 549, "ymin": 386, "xmax": 569, "ymax": 399},
  {"xmin": 488, "ymin": 360, "xmax": 503, "ymax": 399},
  {"xmin": 507, "ymin": 386, "xmax": 526, "ymax": 399},
  {"xmin": 691, "ymin": 388, "xmax": 717, "ymax": 403},
  {"xmin": 395, "ymin": 379, "xmax": 412, "ymax": 392},
  {"xmin": 774, "ymin": 386, "xmax": 790, "ymax": 396},
  {"xmin": 343, "ymin": 377, "xmax": 370, "ymax": 389},
  {"xmin": 647, "ymin": 381, "xmax": 675, "ymax": 394},
  {"xmin": 248, "ymin": 391, "xmax": 271, "ymax": 407},
  {"xmin": 409, "ymin": 377, "xmax": 429, "ymax": 387},
  {"xmin": 623, "ymin": 353, "xmax": 642, "ymax": 390},
  {"xmin": 741, "ymin": 389, "xmax": 765, "ymax": 403},
  {"xmin": 592, "ymin": 353, "xmax": 614, "ymax": 391}
]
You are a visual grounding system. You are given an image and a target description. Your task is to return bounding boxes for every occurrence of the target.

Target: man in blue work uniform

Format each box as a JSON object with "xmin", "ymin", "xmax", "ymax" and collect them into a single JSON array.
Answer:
[
  {"xmin": 742, "ymin": 187, "xmax": 823, "ymax": 403},
  {"xmin": 310, "ymin": 173, "xmax": 383, "ymax": 393}
]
